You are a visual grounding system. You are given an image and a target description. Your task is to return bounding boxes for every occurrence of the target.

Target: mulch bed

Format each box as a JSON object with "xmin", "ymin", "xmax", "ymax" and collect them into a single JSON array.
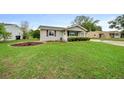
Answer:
[{"xmin": 11, "ymin": 42, "xmax": 44, "ymax": 47}]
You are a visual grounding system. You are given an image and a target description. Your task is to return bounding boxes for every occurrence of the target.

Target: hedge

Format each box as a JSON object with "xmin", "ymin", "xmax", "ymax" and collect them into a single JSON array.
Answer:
[{"xmin": 68, "ymin": 37, "xmax": 90, "ymax": 42}]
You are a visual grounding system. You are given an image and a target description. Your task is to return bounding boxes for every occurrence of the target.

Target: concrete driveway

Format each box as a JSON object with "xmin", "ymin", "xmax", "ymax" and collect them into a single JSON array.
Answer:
[{"xmin": 90, "ymin": 39, "xmax": 124, "ymax": 47}]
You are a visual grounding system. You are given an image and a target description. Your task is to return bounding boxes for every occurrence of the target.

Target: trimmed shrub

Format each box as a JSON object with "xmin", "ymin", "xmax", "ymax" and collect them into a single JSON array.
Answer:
[{"xmin": 68, "ymin": 37, "xmax": 90, "ymax": 42}]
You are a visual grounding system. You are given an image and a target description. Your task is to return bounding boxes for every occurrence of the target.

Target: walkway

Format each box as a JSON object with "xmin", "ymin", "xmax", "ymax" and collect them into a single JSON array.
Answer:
[{"xmin": 90, "ymin": 39, "xmax": 124, "ymax": 47}]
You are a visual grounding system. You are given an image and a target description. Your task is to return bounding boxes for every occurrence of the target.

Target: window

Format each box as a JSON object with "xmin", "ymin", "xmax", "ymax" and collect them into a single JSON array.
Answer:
[
  {"xmin": 68, "ymin": 31, "xmax": 78, "ymax": 36},
  {"xmin": 49, "ymin": 31, "xmax": 55, "ymax": 36},
  {"xmin": 115, "ymin": 33, "xmax": 119, "ymax": 36}
]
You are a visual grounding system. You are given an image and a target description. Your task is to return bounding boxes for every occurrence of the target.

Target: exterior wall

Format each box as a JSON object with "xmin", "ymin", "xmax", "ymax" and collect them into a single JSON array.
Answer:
[
  {"xmin": 40, "ymin": 30, "xmax": 87, "ymax": 41},
  {"xmin": 40, "ymin": 30, "xmax": 63, "ymax": 41},
  {"xmin": 5, "ymin": 25, "xmax": 23, "ymax": 40},
  {"xmin": 103, "ymin": 32, "xmax": 111, "ymax": 38},
  {"xmin": 86, "ymin": 32, "xmax": 100, "ymax": 38},
  {"xmin": 78, "ymin": 31, "xmax": 86, "ymax": 37},
  {"xmin": 62, "ymin": 30, "xmax": 67, "ymax": 41}
]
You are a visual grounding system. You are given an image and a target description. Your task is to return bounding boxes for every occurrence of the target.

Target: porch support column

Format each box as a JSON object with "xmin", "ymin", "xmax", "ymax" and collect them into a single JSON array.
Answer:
[
  {"xmin": 119, "ymin": 32, "xmax": 121, "ymax": 38},
  {"xmin": 83, "ymin": 31, "xmax": 86, "ymax": 37},
  {"xmin": 63, "ymin": 30, "xmax": 68, "ymax": 42},
  {"xmin": 81, "ymin": 31, "xmax": 86, "ymax": 37},
  {"xmin": 40, "ymin": 30, "xmax": 42, "ymax": 41}
]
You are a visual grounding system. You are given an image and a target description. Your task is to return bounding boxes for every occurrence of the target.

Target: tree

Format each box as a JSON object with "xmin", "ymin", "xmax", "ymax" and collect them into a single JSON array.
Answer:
[
  {"xmin": 108, "ymin": 15, "xmax": 124, "ymax": 31},
  {"xmin": 96, "ymin": 26, "xmax": 102, "ymax": 31},
  {"xmin": 0, "ymin": 23, "xmax": 11, "ymax": 41},
  {"xmin": 21, "ymin": 21, "xmax": 29, "ymax": 39},
  {"xmin": 29, "ymin": 29, "xmax": 40, "ymax": 39},
  {"xmin": 72, "ymin": 15, "xmax": 102, "ymax": 31}
]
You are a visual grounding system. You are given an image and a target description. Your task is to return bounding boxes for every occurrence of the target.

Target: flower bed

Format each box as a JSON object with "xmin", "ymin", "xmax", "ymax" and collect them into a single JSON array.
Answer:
[{"xmin": 11, "ymin": 42, "xmax": 43, "ymax": 47}]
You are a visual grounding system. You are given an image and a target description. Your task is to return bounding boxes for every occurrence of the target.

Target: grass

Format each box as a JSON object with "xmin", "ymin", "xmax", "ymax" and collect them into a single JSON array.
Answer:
[{"xmin": 0, "ymin": 40, "xmax": 124, "ymax": 79}]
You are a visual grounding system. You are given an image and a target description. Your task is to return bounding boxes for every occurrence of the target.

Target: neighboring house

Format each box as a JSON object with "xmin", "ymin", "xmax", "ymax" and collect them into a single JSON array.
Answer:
[
  {"xmin": 4, "ymin": 24, "xmax": 23, "ymax": 40},
  {"xmin": 38, "ymin": 25, "xmax": 87, "ymax": 41},
  {"xmin": 108, "ymin": 31, "xmax": 121, "ymax": 38},
  {"xmin": 86, "ymin": 31, "xmax": 107, "ymax": 38},
  {"xmin": 87, "ymin": 31, "xmax": 121, "ymax": 39}
]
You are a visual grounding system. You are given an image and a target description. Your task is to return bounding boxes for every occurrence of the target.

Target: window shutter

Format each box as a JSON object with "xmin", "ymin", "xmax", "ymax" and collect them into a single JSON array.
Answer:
[
  {"xmin": 46, "ymin": 30, "xmax": 48, "ymax": 37},
  {"xmin": 55, "ymin": 30, "xmax": 56, "ymax": 37}
]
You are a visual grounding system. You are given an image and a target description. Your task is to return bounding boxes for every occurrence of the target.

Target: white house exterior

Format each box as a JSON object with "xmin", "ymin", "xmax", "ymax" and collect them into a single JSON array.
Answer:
[
  {"xmin": 4, "ymin": 24, "xmax": 23, "ymax": 40},
  {"xmin": 39, "ymin": 25, "xmax": 87, "ymax": 42}
]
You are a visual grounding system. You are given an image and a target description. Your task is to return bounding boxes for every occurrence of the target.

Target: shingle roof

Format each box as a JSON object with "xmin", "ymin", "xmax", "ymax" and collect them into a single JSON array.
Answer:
[
  {"xmin": 38, "ymin": 25, "xmax": 87, "ymax": 31},
  {"xmin": 4, "ymin": 23, "xmax": 20, "ymax": 28},
  {"xmin": 38, "ymin": 25, "xmax": 65, "ymax": 30},
  {"xmin": 107, "ymin": 31, "xmax": 120, "ymax": 33}
]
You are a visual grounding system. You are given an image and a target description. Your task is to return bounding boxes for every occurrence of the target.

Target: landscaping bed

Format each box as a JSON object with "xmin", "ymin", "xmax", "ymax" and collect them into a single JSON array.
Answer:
[
  {"xmin": 68, "ymin": 37, "xmax": 90, "ymax": 41},
  {"xmin": 11, "ymin": 42, "xmax": 43, "ymax": 47}
]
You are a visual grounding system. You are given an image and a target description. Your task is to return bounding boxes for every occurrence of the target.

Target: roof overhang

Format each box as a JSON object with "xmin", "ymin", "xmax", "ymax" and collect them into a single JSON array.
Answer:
[
  {"xmin": 67, "ymin": 25, "xmax": 88, "ymax": 32},
  {"xmin": 38, "ymin": 25, "xmax": 88, "ymax": 32},
  {"xmin": 38, "ymin": 25, "xmax": 65, "ymax": 31}
]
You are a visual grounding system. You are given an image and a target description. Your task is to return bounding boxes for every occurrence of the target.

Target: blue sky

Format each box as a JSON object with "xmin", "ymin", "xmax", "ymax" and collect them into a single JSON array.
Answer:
[{"xmin": 0, "ymin": 14, "xmax": 121, "ymax": 31}]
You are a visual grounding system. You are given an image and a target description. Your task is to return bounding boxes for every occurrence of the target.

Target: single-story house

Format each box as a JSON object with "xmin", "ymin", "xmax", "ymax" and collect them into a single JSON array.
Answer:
[
  {"xmin": 87, "ymin": 31, "xmax": 121, "ymax": 39},
  {"xmin": 38, "ymin": 25, "xmax": 88, "ymax": 41},
  {"xmin": 108, "ymin": 31, "xmax": 121, "ymax": 38},
  {"xmin": 4, "ymin": 23, "xmax": 23, "ymax": 40}
]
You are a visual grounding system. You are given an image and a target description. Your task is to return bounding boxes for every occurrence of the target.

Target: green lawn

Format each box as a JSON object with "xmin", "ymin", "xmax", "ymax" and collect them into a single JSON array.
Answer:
[{"xmin": 0, "ymin": 40, "xmax": 124, "ymax": 79}]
